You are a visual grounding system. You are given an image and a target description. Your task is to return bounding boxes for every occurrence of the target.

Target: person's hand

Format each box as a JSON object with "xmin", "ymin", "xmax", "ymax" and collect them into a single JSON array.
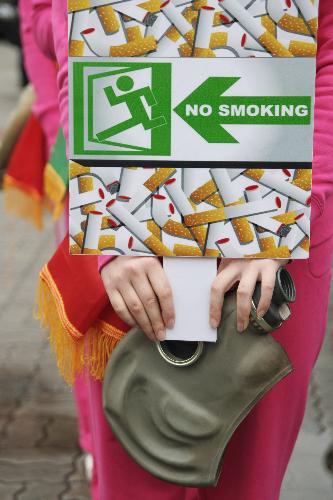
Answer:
[
  {"xmin": 101, "ymin": 257, "xmax": 175, "ymax": 342},
  {"xmin": 210, "ymin": 259, "xmax": 290, "ymax": 332}
]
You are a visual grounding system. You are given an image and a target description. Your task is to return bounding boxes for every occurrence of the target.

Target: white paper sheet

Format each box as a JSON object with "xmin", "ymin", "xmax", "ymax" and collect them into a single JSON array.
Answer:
[{"xmin": 163, "ymin": 257, "xmax": 217, "ymax": 342}]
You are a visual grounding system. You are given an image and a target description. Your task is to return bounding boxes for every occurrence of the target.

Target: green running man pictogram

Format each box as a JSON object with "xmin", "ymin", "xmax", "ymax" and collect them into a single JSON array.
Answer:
[{"xmin": 96, "ymin": 75, "xmax": 167, "ymax": 142}]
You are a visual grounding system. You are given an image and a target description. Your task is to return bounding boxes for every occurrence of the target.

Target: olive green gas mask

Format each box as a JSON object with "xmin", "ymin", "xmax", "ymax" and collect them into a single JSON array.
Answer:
[{"xmin": 103, "ymin": 268, "xmax": 295, "ymax": 487}]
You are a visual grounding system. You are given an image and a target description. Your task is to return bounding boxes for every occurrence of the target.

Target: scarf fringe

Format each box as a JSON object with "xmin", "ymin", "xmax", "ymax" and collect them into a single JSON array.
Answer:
[
  {"xmin": 43, "ymin": 163, "xmax": 67, "ymax": 220},
  {"xmin": 35, "ymin": 267, "xmax": 125, "ymax": 385},
  {"xmin": 3, "ymin": 174, "xmax": 43, "ymax": 229}
]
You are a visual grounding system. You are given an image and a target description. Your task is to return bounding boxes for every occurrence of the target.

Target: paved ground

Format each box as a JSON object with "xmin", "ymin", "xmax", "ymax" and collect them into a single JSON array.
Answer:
[{"xmin": 1, "ymin": 41, "xmax": 333, "ymax": 499}]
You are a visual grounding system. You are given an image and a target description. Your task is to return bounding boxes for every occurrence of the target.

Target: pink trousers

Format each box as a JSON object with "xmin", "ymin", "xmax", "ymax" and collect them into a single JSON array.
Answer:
[{"xmin": 86, "ymin": 229, "xmax": 333, "ymax": 500}]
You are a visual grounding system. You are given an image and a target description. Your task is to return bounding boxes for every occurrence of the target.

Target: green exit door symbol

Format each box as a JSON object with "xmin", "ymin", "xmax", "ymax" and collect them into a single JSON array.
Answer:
[{"xmin": 72, "ymin": 61, "xmax": 171, "ymax": 157}]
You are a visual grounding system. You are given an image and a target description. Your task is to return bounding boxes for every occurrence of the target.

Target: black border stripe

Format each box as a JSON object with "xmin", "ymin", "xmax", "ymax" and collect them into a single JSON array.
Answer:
[{"xmin": 75, "ymin": 160, "xmax": 312, "ymax": 169}]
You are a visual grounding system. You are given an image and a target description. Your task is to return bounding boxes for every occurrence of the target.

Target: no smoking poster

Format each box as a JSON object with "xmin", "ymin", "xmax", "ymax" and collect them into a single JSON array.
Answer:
[{"xmin": 68, "ymin": 0, "xmax": 319, "ymax": 260}]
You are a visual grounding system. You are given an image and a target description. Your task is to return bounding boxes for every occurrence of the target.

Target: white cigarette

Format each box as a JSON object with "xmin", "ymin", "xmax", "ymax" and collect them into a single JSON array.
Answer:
[
  {"xmin": 195, "ymin": 6, "xmax": 215, "ymax": 50},
  {"xmin": 249, "ymin": 171, "xmax": 311, "ymax": 206},
  {"xmin": 266, "ymin": 0, "xmax": 286, "ymax": 23},
  {"xmin": 291, "ymin": 242, "xmax": 308, "ymax": 258},
  {"xmin": 219, "ymin": 0, "xmax": 265, "ymax": 39},
  {"xmin": 280, "ymin": 224, "xmax": 305, "ymax": 252},
  {"xmin": 248, "ymin": 214, "xmax": 290, "ymax": 237},
  {"xmin": 164, "ymin": 178, "xmax": 194, "ymax": 216},
  {"xmin": 211, "ymin": 168, "xmax": 243, "ymax": 205},
  {"xmin": 113, "ymin": 0, "xmax": 155, "ymax": 24},
  {"xmin": 228, "ymin": 168, "xmax": 246, "ymax": 180},
  {"xmin": 80, "ymin": 27, "xmax": 111, "ymax": 56},
  {"xmin": 224, "ymin": 198, "xmax": 277, "ymax": 219},
  {"xmin": 244, "ymin": 184, "xmax": 262, "ymax": 202},
  {"xmin": 292, "ymin": 0, "xmax": 317, "ymax": 22},
  {"xmin": 146, "ymin": 12, "xmax": 171, "ymax": 41},
  {"xmin": 118, "ymin": 167, "xmax": 140, "ymax": 200},
  {"xmin": 148, "ymin": 34, "xmax": 180, "ymax": 57},
  {"xmin": 69, "ymin": 179, "xmax": 100, "ymax": 209},
  {"xmin": 161, "ymin": 0, "xmax": 193, "ymax": 40},
  {"xmin": 106, "ymin": 199, "xmax": 151, "ymax": 242},
  {"xmin": 216, "ymin": 237, "xmax": 242, "ymax": 257},
  {"xmin": 294, "ymin": 212, "xmax": 310, "ymax": 236},
  {"xmin": 151, "ymin": 193, "xmax": 171, "ymax": 227},
  {"xmin": 83, "ymin": 211, "xmax": 103, "ymax": 251}
]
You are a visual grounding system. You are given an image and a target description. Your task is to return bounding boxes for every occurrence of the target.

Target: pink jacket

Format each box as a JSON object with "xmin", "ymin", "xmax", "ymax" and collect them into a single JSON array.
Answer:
[
  {"xmin": 19, "ymin": 0, "xmax": 59, "ymax": 155},
  {"xmin": 52, "ymin": 0, "xmax": 333, "ymax": 266}
]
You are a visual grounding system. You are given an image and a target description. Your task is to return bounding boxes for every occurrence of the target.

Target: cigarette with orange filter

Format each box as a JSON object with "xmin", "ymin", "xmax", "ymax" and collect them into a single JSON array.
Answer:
[
  {"xmin": 164, "ymin": 176, "xmax": 200, "ymax": 216},
  {"xmin": 184, "ymin": 198, "xmax": 277, "ymax": 227},
  {"xmin": 68, "ymin": 0, "xmax": 90, "ymax": 13},
  {"xmin": 205, "ymin": 221, "xmax": 229, "ymax": 256},
  {"xmin": 273, "ymin": 211, "xmax": 298, "ymax": 225},
  {"xmin": 152, "ymin": 194, "xmax": 195, "ymax": 240},
  {"xmin": 211, "ymin": 168, "xmax": 243, "ymax": 205},
  {"xmin": 83, "ymin": 210, "xmax": 103, "ymax": 254},
  {"xmin": 147, "ymin": 219, "xmax": 162, "ymax": 239},
  {"xmin": 80, "ymin": 27, "xmax": 112, "ymax": 57},
  {"xmin": 106, "ymin": 199, "xmax": 174, "ymax": 256},
  {"xmin": 68, "ymin": 0, "xmax": 112, "ymax": 12},
  {"xmin": 266, "ymin": 0, "xmax": 311, "ymax": 36},
  {"xmin": 69, "ymin": 181, "xmax": 100, "ymax": 210},
  {"xmin": 257, "ymin": 234, "xmax": 279, "ymax": 253},
  {"xmin": 124, "ymin": 21, "xmax": 145, "ymax": 42},
  {"xmin": 260, "ymin": 15, "xmax": 276, "ymax": 36},
  {"xmin": 190, "ymin": 179, "xmax": 217, "ymax": 204},
  {"xmin": 193, "ymin": 6, "xmax": 216, "ymax": 57},
  {"xmin": 173, "ymin": 244, "xmax": 202, "ymax": 256},
  {"xmin": 69, "ymin": 161, "xmax": 90, "ymax": 180},
  {"xmin": 205, "ymin": 193, "xmax": 224, "ymax": 208},
  {"xmin": 161, "ymin": 0, "xmax": 194, "ymax": 44},
  {"xmin": 164, "ymin": 178, "xmax": 207, "ymax": 247},
  {"xmin": 126, "ymin": 168, "xmax": 176, "ymax": 213},
  {"xmin": 278, "ymin": 39, "xmax": 317, "ymax": 57},
  {"xmin": 99, "ymin": 234, "xmax": 116, "ymax": 251},
  {"xmin": 216, "ymin": 237, "xmax": 242, "ymax": 258},
  {"xmin": 291, "ymin": 236, "xmax": 309, "ymax": 258},
  {"xmin": 291, "ymin": 169, "xmax": 312, "ymax": 191},
  {"xmin": 244, "ymin": 170, "xmax": 311, "ymax": 206},
  {"xmin": 112, "ymin": 0, "xmax": 158, "ymax": 25},
  {"xmin": 248, "ymin": 214, "xmax": 291, "ymax": 237},
  {"xmin": 69, "ymin": 10, "xmax": 90, "ymax": 56},
  {"xmin": 184, "ymin": 207, "xmax": 226, "ymax": 226},
  {"xmin": 96, "ymin": 5, "xmax": 120, "ymax": 34},
  {"xmin": 280, "ymin": 224, "xmax": 306, "ymax": 252},
  {"xmin": 110, "ymin": 36, "xmax": 157, "ymax": 56},
  {"xmin": 70, "ymin": 243, "xmax": 81, "ymax": 254},
  {"xmin": 294, "ymin": 212, "xmax": 310, "ymax": 236},
  {"xmin": 219, "ymin": 0, "xmax": 293, "ymax": 57},
  {"xmin": 292, "ymin": 0, "xmax": 318, "ymax": 38},
  {"xmin": 211, "ymin": 169, "xmax": 254, "ymax": 243},
  {"xmin": 245, "ymin": 246, "xmax": 291, "ymax": 259},
  {"xmin": 69, "ymin": 218, "xmax": 84, "ymax": 248}
]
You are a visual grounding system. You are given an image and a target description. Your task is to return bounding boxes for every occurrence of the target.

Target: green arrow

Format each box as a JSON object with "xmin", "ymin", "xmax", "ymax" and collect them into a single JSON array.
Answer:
[{"xmin": 174, "ymin": 77, "xmax": 312, "ymax": 144}]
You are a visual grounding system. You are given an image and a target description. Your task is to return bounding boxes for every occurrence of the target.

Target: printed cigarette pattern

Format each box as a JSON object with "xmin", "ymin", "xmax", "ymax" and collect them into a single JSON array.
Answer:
[
  {"xmin": 69, "ymin": 165, "xmax": 312, "ymax": 258},
  {"xmin": 68, "ymin": 0, "xmax": 318, "ymax": 59}
]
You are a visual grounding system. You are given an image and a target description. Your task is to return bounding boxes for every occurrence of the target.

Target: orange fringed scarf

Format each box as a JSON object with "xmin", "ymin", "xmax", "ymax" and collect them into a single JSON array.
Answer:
[{"xmin": 35, "ymin": 235, "xmax": 130, "ymax": 385}]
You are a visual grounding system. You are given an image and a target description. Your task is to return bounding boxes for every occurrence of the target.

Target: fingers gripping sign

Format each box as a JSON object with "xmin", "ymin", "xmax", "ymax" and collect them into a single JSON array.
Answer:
[{"xmin": 210, "ymin": 259, "xmax": 289, "ymax": 333}]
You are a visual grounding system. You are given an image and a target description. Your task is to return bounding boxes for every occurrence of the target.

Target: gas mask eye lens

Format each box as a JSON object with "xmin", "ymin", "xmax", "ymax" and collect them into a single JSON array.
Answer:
[{"xmin": 157, "ymin": 340, "xmax": 204, "ymax": 366}]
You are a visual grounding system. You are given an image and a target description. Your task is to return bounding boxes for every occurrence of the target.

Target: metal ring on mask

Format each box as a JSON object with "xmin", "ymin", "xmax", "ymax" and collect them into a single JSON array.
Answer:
[
  {"xmin": 249, "ymin": 301, "xmax": 281, "ymax": 333},
  {"xmin": 156, "ymin": 341, "xmax": 204, "ymax": 367}
]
